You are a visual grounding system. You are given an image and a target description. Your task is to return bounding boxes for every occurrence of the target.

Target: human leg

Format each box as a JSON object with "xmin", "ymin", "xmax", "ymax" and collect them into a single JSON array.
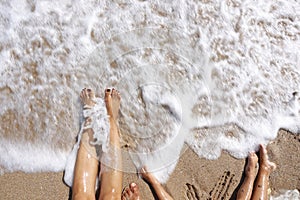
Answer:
[
  {"xmin": 251, "ymin": 144, "xmax": 276, "ymax": 200},
  {"xmin": 237, "ymin": 152, "xmax": 258, "ymax": 200},
  {"xmin": 72, "ymin": 88, "xmax": 99, "ymax": 200},
  {"xmin": 98, "ymin": 88, "xmax": 123, "ymax": 200},
  {"xmin": 140, "ymin": 166, "xmax": 174, "ymax": 200}
]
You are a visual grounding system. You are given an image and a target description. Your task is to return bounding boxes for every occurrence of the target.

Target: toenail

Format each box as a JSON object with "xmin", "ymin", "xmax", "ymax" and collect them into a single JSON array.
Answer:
[
  {"xmin": 87, "ymin": 89, "xmax": 91, "ymax": 92},
  {"xmin": 131, "ymin": 182, "xmax": 136, "ymax": 187},
  {"xmin": 106, "ymin": 89, "xmax": 111, "ymax": 92}
]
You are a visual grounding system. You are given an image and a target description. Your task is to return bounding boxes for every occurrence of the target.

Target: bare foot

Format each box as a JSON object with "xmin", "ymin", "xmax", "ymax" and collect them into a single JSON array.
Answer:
[
  {"xmin": 259, "ymin": 144, "xmax": 276, "ymax": 174},
  {"xmin": 105, "ymin": 88, "xmax": 121, "ymax": 121},
  {"xmin": 79, "ymin": 88, "xmax": 100, "ymax": 157},
  {"xmin": 140, "ymin": 166, "xmax": 154, "ymax": 183},
  {"xmin": 245, "ymin": 151, "xmax": 258, "ymax": 177},
  {"xmin": 80, "ymin": 88, "xmax": 96, "ymax": 127},
  {"xmin": 121, "ymin": 183, "xmax": 140, "ymax": 200},
  {"xmin": 140, "ymin": 166, "xmax": 174, "ymax": 200},
  {"xmin": 80, "ymin": 88, "xmax": 96, "ymax": 106}
]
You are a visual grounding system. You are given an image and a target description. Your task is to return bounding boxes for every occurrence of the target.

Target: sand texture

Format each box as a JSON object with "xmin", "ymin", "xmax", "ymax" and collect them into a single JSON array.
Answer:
[{"xmin": 0, "ymin": 130, "xmax": 299, "ymax": 200}]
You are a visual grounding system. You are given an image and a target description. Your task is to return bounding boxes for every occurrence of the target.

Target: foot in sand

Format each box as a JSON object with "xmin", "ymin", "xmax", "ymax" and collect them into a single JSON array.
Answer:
[
  {"xmin": 259, "ymin": 144, "xmax": 276, "ymax": 174},
  {"xmin": 140, "ymin": 166, "xmax": 156, "ymax": 184},
  {"xmin": 140, "ymin": 166, "xmax": 174, "ymax": 200},
  {"xmin": 121, "ymin": 183, "xmax": 140, "ymax": 200},
  {"xmin": 236, "ymin": 151, "xmax": 258, "ymax": 200},
  {"xmin": 251, "ymin": 144, "xmax": 276, "ymax": 200},
  {"xmin": 245, "ymin": 151, "xmax": 258, "ymax": 178}
]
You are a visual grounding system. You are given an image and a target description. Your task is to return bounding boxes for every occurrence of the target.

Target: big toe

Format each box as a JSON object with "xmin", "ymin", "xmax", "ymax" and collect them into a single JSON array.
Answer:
[
  {"xmin": 130, "ymin": 182, "xmax": 139, "ymax": 194},
  {"xmin": 122, "ymin": 183, "xmax": 140, "ymax": 200},
  {"xmin": 105, "ymin": 88, "xmax": 112, "ymax": 98}
]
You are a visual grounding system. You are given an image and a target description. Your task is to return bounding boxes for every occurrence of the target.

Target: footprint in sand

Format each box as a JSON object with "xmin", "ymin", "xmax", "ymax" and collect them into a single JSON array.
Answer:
[
  {"xmin": 185, "ymin": 183, "xmax": 210, "ymax": 200},
  {"xmin": 209, "ymin": 171, "xmax": 236, "ymax": 200},
  {"xmin": 185, "ymin": 183, "xmax": 200, "ymax": 200}
]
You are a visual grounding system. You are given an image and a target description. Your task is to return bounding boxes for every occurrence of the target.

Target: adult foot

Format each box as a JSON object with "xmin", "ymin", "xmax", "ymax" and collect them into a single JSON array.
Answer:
[
  {"xmin": 259, "ymin": 144, "xmax": 276, "ymax": 174},
  {"xmin": 80, "ymin": 88, "xmax": 96, "ymax": 106},
  {"xmin": 79, "ymin": 88, "xmax": 99, "ymax": 157},
  {"xmin": 245, "ymin": 151, "xmax": 258, "ymax": 177},
  {"xmin": 80, "ymin": 88, "xmax": 96, "ymax": 127},
  {"xmin": 105, "ymin": 88, "xmax": 121, "ymax": 121},
  {"xmin": 121, "ymin": 183, "xmax": 140, "ymax": 200}
]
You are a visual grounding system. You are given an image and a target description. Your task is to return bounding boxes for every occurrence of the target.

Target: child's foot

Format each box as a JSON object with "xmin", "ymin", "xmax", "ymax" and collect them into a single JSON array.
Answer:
[
  {"xmin": 105, "ymin": 88, "xmax": 121, "ymax": 121},
  {"xmin": 245, "ymin": 151, "xmax": 258, "ymax": 177},
  {"xmin": 259, "ymin": 144, "xmax": 276, "ymax": 174},
  {"xmin": 121, "ymin": 183, "xmax": 140, "ymax": 200}
]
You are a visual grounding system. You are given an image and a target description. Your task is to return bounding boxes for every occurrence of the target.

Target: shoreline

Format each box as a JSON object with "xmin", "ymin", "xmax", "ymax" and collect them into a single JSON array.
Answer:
[{"xmin": 0, "ymin": 130, "xmax": 299, "ymax": 199}]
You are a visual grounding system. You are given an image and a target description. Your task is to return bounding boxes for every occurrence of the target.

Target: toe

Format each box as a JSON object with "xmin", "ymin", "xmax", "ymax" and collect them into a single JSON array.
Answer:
[
  {"xmin": 112, "ymin": 88, "xmax": 117, "ymax": 96},
  {"xmin": 130, "ymin": 182, "xmax": 139, "ymax": 193},
  {"xmin": 126, "ymin": 187, "xmax": 132, "ymax": 196},
  {"xmin": 122, "ymin": 187, "xmax": 132, "ymax": 199},
  {"xmin": 269, "ymin": 162, "xmax": 276, "ymax": 171},
  {"xmin": 86, "ymin": 88, "xmax": 95, "ymax": 99},
  {"xmin": 106, "ymin": 88, "xmax": 111, "ymax": 94},
  {"xmin": 105, "ymin": 88, "xmax": 112, "ymax": 100}
]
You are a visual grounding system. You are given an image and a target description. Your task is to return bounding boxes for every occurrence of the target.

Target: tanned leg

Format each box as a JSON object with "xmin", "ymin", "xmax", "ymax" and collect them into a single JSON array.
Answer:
[
  {"xmin": 140, "ymin": 166, "xmax": 174, "ymax": 200},
  {"xmin": 99, "ymin": 88, "xmax": 123, "ymax": 200},
  {"xmin": 121, "ymin": 183, "xmax": 141, "ymax": 200},
  {"xmin": 251, "ymin": 144, "xmax": 276, "ymax": 200},
  {"xmin": 237, "ymin": 152, "xmax": 258, "ymax": 200},
  {"xmin": 72, "ymin": 88, "xmax": 99, "ymax": 200}
]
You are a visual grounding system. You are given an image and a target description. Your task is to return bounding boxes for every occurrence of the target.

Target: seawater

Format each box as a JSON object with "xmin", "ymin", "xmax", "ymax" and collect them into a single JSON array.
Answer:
[{"xmin": 0, "ymin": 0, "xmax": 299, "ymax": 196}]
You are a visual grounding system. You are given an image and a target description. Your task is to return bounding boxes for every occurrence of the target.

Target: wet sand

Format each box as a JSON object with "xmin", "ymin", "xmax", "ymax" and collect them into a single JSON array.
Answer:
[{"xmin": 0, "ymin": 130, "xmax": 299, "ymax": 200}]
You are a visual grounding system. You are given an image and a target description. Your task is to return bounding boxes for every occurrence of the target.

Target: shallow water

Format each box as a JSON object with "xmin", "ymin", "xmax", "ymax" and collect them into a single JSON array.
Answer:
[{"xmin": 0, "ymin": 0, "xmax": 299, "ymax": 193}]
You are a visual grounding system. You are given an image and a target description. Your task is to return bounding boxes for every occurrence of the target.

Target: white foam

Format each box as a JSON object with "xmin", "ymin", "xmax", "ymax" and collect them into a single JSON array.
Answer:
[
  {"xmin": 0, "ymin": 138, "xmax": 67, "ymax": 174},
  {"xmin": 63, "ymin": 97, "xmax": 110, "ymax": 186},
  {"xmin": 0, "ymin": 0, "xmax": 299, "ymax": 190},
  {"xmin": 271, "ymin": 190, "xmax": 300, "ymax": 200}
]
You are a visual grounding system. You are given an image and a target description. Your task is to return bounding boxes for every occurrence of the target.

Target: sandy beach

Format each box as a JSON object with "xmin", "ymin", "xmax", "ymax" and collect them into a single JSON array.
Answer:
[
  {"xmin": 0, "ymin": 130, "xmax": 299, "ymax": 200},
  {"xmin": 0, "ymin": 1, "xmax": 299, "ymax": 199}
]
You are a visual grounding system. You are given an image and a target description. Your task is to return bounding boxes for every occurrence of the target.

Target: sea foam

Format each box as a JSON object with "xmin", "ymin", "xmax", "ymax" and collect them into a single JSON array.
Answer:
[{"xmin": 0, "ymin": 0, "xmax": 299, "ymax": 189}]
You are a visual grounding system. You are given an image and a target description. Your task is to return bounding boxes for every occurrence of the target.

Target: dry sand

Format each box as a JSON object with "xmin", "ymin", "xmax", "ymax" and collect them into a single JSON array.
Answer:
[{"xmin": 0, "ymin": 130, "xmax": 299, "ymax": 200}]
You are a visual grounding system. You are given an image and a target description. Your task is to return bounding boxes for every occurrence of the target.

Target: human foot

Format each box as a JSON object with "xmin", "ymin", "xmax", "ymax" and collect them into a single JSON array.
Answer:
[
  {"xmin": 105, "ymin": 88, "xmax": 121, "ymax": 121},
  {"xmin": 140, "ymin": 166, "xmax": 154, "ymax": 183},
  {"xmin": 121, "ymin": 183, "xmax": 140, "ymax": 200},
  {"xmin": 245, "ymin": 151, "xmax": 258, "ymax": 177},
  {"xmin": 79, "ymin": 88, "xmax": 104, "ymax": 157},
  {"xmin": 140, "ymin": 166, "xmax": 174, "ymax": 200},
  {"xmin": 80, "ymin": 88, "xmax": 96, "ymax": 105},
  {"xmin": 259, "ymin": 144, "xmax": 276, "ymax": 174},
  {"xmin": 80, "ymin": 88, "xmax": 96, "ymax": 127}
]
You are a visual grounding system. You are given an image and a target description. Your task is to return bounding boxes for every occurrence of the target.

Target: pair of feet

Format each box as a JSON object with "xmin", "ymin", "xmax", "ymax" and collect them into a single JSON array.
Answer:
[
  {"xmin": 80, "ymin": 88, "xmax": 120, "ymax": 122},
  {"xmin": 80, "ymin": 88, "xmax": 154, "ymax": 200},
  {"xmin": 245, "ymin": 144, "xmax": 276, "ymax": 177}
]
